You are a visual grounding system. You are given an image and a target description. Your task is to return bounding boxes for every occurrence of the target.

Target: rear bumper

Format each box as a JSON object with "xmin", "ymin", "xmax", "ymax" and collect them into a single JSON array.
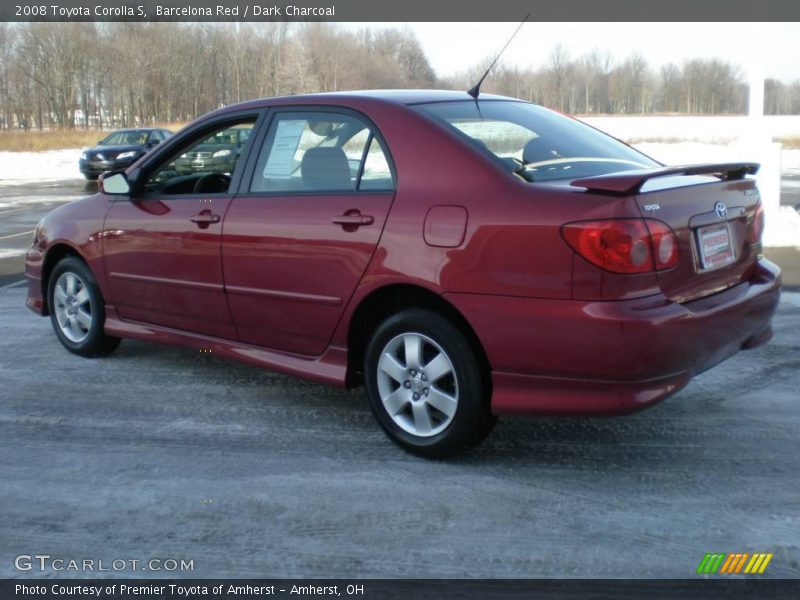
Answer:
[{"xmin": 446, "ymin": 258, "xmax": 781, "ymax": 416}]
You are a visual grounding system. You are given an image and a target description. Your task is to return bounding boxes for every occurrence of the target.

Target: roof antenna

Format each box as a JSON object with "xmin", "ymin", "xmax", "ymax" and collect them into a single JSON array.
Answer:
[{"xmin": 467, "ymin": 14, "xmax": 530, "ymax": 100}]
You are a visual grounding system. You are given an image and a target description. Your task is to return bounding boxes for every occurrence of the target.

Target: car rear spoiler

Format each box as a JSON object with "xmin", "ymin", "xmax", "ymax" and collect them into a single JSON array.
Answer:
[{"xmin": 571, "ymin": 163, "xmax": 760, "ymax": 195}]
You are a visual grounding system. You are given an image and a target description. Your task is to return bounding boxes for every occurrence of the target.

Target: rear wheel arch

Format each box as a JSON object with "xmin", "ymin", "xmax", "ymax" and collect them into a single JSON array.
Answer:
[{"xmin": 346, "ymin": 284, "xmax": 491, "ymax": 387}]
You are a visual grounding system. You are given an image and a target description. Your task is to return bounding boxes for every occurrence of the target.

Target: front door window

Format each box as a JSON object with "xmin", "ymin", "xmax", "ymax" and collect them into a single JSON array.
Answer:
[{"xmin": 144, "ymin": 122, "xmax": 255, "ymax": 196}]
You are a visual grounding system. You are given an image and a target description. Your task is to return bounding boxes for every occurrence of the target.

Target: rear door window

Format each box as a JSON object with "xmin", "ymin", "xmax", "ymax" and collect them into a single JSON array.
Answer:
[{"xmin": 250, "ymin": 111, "xmax": 394, "ymax": 193}]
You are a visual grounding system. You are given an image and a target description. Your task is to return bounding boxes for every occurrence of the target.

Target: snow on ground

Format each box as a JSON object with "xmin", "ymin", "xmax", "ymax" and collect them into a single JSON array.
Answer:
[
  {"xmin": 635, "ymin": 141, "xmax": 766, "ymax": 166},
  {"xmin": 0, "ymin": 148, "xmax": 82, "ymax": 187},
  {"xmin": 631, "ymin": 141, "xmax": 800, "ymax": 178},
  {"xmin": 624, "ymin": 140, "xmax": 799, "ymax": 248},
  {"xmin": 781, "ymin": 149, "xmax": 800, "ymax": 177},
  {"xmin": 581, "ymin": 115, "xmax": 800, "ymax": 144}
]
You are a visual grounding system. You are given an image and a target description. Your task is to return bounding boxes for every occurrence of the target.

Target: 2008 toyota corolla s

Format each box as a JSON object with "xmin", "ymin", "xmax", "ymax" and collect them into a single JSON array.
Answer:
[{"xmin": 25, "ymin": 90, "xmax": 781, "ymax": 458}]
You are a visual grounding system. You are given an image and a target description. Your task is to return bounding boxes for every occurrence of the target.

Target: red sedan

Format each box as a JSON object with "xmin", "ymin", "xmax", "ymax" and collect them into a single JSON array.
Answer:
[{"xmin": 25, "ymin": 91, "xmax": 781, "ymax": 457}]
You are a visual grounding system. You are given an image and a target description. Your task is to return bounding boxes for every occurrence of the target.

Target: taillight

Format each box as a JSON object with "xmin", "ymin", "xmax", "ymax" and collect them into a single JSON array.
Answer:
[
  {"xmin": 561, "ymin": 219, "xmax": 678, "ymax": 274},
  {"xmin": 747, "ymin": 200, "xmax": 765, "ymax": 244},
  {"xmin": 646, "ymin": 220, "xmax": 679, "ymax": 270}
]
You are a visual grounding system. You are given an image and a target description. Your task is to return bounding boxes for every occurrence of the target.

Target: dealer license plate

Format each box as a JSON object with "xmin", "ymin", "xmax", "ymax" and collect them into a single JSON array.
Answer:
[{"xmin": 697, "ymin": 222, "xmax": 735, "ymax": 270}]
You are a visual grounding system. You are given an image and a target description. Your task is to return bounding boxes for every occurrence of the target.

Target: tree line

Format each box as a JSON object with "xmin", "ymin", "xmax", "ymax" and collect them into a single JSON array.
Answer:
[
  {"xmin": 447, "ymin": 45, "xmax": 800, "ymax": 117},
  {"xmin": 0, "ymin": 23, "xmax": 798, "ymax": 131}
]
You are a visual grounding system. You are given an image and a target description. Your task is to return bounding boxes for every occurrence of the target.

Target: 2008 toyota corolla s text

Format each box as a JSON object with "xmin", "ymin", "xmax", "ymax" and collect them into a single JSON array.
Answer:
[{"xmin": 25, "ymin": 90, "xmax": 781, "ymax": 457}]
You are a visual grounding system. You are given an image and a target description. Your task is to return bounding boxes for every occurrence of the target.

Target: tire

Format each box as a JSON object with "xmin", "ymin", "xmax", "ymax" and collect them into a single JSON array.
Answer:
[
  {"xmin": 47, "ymin": 256, "xmax": 121, "ymax": 357},
  {"xmin": 364, "ymin": 309, "xmax": 495, "ymax": 458}
]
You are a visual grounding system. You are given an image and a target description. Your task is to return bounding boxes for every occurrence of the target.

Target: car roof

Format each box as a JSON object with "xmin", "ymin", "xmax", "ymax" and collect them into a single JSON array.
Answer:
[
  {"xmin": 214, "ymin": 89, "xmax": 522, "ymax": 114},
  {"xmin": 109, "ymin": 128, "xmax": 160, "ymax": 133},
  {"xmin": 310, "ymin": 89, "xmax": 516, "ymax": 104}
]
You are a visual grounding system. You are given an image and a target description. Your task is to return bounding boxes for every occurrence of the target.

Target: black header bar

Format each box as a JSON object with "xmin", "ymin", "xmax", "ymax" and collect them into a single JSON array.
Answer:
[{"xmin": 3, "ymin": 0, "xmax": 800, "ymax": 22}]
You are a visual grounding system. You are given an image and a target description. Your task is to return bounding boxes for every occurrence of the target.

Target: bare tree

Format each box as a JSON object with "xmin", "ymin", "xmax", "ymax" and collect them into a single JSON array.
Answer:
[{"xmin": 0, "ymin": 23, "xmax": 796, "ymax": 130}]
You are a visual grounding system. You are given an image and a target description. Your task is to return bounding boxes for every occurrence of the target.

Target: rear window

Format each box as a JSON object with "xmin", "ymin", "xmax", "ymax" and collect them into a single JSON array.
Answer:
[{"xmin": 413, "ymin": 100, "xmax": 658, "ymax": 182}]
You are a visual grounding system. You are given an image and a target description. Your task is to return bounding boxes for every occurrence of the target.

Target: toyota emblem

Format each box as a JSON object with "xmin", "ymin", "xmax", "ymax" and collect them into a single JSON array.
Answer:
[{"xmin": 714, "ymin": 201, "xmax": 728, "ymax": 219}]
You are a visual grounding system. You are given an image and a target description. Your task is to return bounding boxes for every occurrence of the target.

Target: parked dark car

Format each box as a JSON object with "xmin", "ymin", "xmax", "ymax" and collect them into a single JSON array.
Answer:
[
  {"xmin": 171, "ymin": 126, "xmax": 251, "ymax": 176},
  {"xmin": 79, "ymin": 128, "xmax": 172, "ymax": 180},
  {"xmin": 29, "ymin": 90, "xmax": 780, "ymax": 457}
]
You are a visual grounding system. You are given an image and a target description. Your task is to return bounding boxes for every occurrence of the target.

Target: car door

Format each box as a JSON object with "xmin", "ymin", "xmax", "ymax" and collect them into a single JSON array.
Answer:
[
  {"xmin": 222, "ymin": 108, "xmax": 396, "ymax": 356},
  {"xmin": 102, "ymin": 115, "xmax": 261, "ymax": 339}
]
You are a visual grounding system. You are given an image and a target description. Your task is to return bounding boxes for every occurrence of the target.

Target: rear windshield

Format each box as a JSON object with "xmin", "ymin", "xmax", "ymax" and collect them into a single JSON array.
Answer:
[{"xmin": 413, "ymin": 100, "xmax": 658, "ymax": 182}]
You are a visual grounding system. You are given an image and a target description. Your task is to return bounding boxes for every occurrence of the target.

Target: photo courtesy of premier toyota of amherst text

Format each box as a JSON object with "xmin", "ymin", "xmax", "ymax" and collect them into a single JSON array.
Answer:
[{"xmin": 0, "ymin": 1, "xmax": 799, "ymax": 598}]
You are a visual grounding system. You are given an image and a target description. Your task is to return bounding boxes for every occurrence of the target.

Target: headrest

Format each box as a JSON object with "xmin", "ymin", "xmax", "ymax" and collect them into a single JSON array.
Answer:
[
  {"xmin": 301, "ymin": 147, "xmax": 352, "ymax": 190},
  {"xmin": 522, "ymin": 137, "xmax": 559, "ymax": 165}
]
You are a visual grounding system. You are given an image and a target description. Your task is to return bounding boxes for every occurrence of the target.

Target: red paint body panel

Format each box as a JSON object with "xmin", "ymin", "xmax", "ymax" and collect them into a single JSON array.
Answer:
[
  {"xmin": 25, "ymin": 194, "xmax": 111, "ymax": 315},
  {"xmin": 423, "ymin": 205, "xmax": 468, "ymax": 248},
  {"xmin": 634, "ymin": 179, "xmax": 760, "ymax": 304},
  {"xmin": 221, "ymin": 192, "xmax": 394, "ymax": 355},
  {"xmin": 490, "ymin": 371, "xmax": 693, "ymax": 416},
  {"xmin": 103, "ymin": 307, "xmax": 349, "ymax": 386},
  {"xmin": 447, "ymin": 258, "xmax": 780, "ymax": 414},
  {"xmin": 103, "ymin": 196, "xmax": 237, "ymax": 339},
  {"xmin": 25, "ymin": 90, "xmax": 783, "ymax": 418}
]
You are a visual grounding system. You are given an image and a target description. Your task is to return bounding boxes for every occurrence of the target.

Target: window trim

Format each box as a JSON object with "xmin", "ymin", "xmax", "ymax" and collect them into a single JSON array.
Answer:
[
  {"xmin": 354, "ymin": 131, "xmax": 373, "ymax": 190},
  {"xmin": 357, "ymin": 134, "xmax": 397, "ymax": 192},
  {"xmin": 239, "ymin": 105, "xmax": 397, "ymax": 198}
]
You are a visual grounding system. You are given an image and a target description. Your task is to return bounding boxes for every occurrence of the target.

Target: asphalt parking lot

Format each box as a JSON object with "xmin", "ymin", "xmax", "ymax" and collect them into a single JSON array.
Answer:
[
  {"xmin": 0, "ymin": 180, "xmax": 95, "ymax": 277},
  {"xmin": 1, "ymin": 282, "xmax": 799, "ymax": 578}
]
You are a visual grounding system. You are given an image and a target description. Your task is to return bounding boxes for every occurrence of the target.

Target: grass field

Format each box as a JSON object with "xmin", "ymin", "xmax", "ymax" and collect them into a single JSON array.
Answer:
[{"xmin": 0, "ymin": 123, "xmax": 187, "ymax": 152}]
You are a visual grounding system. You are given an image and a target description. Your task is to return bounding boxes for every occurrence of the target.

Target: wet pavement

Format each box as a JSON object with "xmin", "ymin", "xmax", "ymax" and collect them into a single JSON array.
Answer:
[{"xmin": 1, "ymin": 283, "xmax": 799, "ymax": 578}]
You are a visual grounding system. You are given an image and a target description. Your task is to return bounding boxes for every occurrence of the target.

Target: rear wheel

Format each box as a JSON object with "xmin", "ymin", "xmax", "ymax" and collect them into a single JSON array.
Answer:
[
  {"xmin": 364, "ymin": 309, "xmax": 494, "ymax": 458},
  {"xmin": 47, "ymin": 256, "xmax": 120, "ymax": 357}
]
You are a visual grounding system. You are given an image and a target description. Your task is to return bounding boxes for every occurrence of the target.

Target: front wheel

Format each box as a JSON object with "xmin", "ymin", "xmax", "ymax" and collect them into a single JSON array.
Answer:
[
  {"xmin": 47, "ymin": 256, "xmax": 121, "ymax": 357},
  {"xmin": 364, "ymin": 309, "xmax": 495, "ymax": 458}
]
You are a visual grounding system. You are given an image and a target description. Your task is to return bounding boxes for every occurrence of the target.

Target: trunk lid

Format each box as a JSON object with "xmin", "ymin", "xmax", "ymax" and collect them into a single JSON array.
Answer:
[
  {"xmin": 637, "ymin": 175, "xmax": 760, "ymax": 303},
  {"xmin": 573, "ymin": 164, "xmax": 762, "ymax": 304}
]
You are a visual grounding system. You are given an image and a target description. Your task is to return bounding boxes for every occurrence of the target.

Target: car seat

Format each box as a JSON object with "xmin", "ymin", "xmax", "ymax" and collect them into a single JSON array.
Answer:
[{"xmin": 301, "ymin": 147, "xmax": 352, "ymax": 190}]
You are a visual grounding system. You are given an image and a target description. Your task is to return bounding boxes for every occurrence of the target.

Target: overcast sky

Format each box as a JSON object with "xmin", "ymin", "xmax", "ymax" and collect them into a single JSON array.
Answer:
[{"xmin": 344, "ymin": 22, "xmax": 800, "ymax": 83}]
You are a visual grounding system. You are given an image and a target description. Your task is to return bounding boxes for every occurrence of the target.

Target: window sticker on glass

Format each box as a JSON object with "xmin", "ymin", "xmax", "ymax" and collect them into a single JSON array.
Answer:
[{"xmin": 263, "ymin": 120, "xmax": 306, "ymax": 179}]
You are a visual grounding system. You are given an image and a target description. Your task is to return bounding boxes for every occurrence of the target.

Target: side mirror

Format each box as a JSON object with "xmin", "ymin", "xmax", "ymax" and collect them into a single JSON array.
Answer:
[{"xmin": 99, "ymin": 171, "xmax": 131, "ymax": 195}]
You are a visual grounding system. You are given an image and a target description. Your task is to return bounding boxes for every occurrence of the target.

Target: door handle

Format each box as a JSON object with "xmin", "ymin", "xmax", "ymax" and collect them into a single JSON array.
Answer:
[
  {"xmin": 190, "ymin": 211, "xmax": 221, "ymax": 228},
  {"xmin": 332, "ymin": 211, "xmax": 374, "ymax": 229}
]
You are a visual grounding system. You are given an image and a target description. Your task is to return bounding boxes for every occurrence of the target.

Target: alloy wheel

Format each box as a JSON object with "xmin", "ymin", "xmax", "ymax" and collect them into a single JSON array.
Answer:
[
  {"xmin": 376, "ymin": 332, "xmax": 459, "ymax": 437},
  {"xmin": 53, "ymin": 271, "xmax": 93, "ymax": 343}
]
